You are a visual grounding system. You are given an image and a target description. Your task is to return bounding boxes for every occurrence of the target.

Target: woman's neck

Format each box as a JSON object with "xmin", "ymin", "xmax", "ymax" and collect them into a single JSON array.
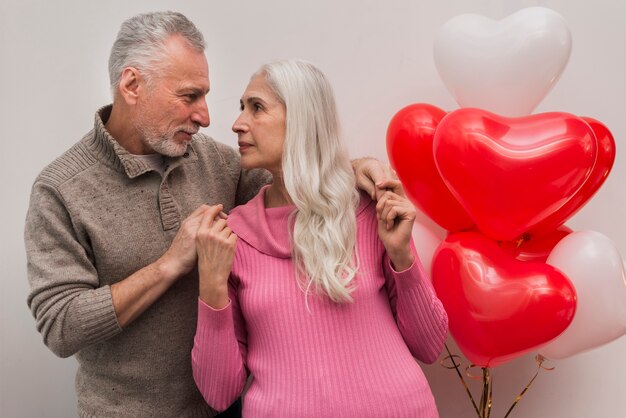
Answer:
[{"xmin": 264, "ymin": 175, "xmax": 293, "ymax": 208}]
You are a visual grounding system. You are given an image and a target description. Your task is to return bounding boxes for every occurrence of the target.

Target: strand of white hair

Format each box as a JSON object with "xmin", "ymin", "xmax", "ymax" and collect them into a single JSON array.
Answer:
[{"xmin": 262, "ymin": 60, "xmax": 360, "ymax": 303}]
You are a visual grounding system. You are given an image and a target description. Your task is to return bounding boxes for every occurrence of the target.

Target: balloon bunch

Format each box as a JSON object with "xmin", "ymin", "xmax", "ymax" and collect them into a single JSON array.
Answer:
[{"xmin": 386, "ymin": 7, "xmax": 625, "ymax": 417}]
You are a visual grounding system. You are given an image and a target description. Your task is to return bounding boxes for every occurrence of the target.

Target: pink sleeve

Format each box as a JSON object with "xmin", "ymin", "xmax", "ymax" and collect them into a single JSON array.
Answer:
[
  {"xmin": 383, "ymin": 244, "xmax": 449, "ymax": 364},
  {"xmin": 191, "ymin": 293, "xmax": 248, "ymax": 412}
]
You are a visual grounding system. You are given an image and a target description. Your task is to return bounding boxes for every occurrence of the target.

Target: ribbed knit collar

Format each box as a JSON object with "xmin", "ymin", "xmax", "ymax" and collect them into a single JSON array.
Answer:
[
  {"xmin": 84, "ymin": 105, "xmax": 199, "ymax": 178},
  {"xmin": 228, "ymin": 185, "xmax": 373, "ymax": 259}
]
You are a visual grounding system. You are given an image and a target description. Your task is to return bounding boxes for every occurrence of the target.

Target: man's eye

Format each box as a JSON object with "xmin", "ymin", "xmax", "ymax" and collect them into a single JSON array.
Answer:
[{"xmin": 253, "ymin": 103, "xmax": 262, "ymax": 111}]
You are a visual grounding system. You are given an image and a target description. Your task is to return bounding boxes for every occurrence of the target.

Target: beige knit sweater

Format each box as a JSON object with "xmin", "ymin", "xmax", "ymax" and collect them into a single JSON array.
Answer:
[{"xmin": 24, "ymin": 105, "xmax": 269, "ymax": 417}]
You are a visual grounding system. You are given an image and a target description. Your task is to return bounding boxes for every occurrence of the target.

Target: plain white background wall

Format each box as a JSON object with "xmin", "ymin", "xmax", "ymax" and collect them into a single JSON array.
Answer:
[{"xmin": 1, "ymin": 0, "xmax": 624, "ymax": 417}]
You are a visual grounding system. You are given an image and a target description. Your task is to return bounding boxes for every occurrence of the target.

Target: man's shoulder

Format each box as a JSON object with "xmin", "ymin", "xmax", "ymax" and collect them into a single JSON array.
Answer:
[
  {"xmin": 34, "ymin": 132, "xmax": 99, "ymax": 189},
  {"xmin": 192, "ymin": 133, "xmax": 238, "ymax": 157}
]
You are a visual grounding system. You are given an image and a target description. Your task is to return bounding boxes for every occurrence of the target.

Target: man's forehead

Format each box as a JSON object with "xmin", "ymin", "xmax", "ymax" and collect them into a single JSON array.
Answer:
[
  {"xmin": 168, "ymin": 74, "xmax": 209, "ymax": 93},
  {"xmin": 165, "ymin": 63, "xmax": 210, "ymax": 93}
]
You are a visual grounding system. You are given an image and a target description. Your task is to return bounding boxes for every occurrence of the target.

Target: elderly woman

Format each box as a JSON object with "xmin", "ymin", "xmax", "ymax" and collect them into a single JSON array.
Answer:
[{"xmin": 191, "ymin": 59, "xmax": 448, "ymax": 418}]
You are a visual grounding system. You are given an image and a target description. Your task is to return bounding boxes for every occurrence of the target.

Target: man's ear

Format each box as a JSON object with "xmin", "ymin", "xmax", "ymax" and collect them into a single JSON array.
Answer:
[{"xmin": 118, "ymin": 67, "xmax": 143, "ymax": 105}]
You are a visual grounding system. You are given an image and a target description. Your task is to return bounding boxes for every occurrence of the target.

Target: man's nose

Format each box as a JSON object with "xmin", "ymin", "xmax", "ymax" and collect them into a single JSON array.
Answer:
[{"xmin": 192, "ymin": 99, "xmax": 210, "ymax": 127}]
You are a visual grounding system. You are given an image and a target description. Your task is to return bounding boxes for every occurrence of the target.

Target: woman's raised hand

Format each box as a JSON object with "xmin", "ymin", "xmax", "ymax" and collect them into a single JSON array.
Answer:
[{"xmin": 375, "ymin": 180, "xmax": 416, "ymax": 271}]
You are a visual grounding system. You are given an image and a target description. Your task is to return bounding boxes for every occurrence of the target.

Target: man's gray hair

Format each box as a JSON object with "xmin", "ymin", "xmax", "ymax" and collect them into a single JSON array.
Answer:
[{"xmin": 108, "ymin": 11, "xmax": 205, "ymax": 95}]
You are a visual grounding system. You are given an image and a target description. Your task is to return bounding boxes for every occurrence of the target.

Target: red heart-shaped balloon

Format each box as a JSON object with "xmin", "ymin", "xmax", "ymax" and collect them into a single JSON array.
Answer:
[
  {"xmin": 387, "ymin": 103, "xmax": 474, "ymax": 232},
  {"xmin": 432, "ymin": 232, "xmax": 577, "ymax": 367},
  {"xmin": 527, "ymin": 117, "xmax": 615, "ymax": 238},
  {"xmin": 433, "ymin": 108, "xmax": 598, "ymax": 241},
  {"xmin": 499, "ymin": 225, "xmax": 572, "ymax": 263}
]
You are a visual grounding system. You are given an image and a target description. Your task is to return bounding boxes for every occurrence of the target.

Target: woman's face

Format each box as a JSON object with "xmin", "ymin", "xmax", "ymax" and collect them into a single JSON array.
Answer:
[{"xmin": 232, "ymin": 74, "xmax": 286, "ymax": 174}]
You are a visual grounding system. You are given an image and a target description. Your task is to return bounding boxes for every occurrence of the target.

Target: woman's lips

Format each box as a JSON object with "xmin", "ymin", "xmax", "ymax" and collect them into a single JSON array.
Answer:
[{"xmin": 238, "ymin": 142, "xmax": 252, "ymax": 152}]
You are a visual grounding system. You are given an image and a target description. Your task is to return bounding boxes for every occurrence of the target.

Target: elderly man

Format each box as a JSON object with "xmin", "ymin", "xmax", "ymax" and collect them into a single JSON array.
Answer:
[{"xmin": 25, "ymin": 11, "xmax": 390, "ymax": 418}]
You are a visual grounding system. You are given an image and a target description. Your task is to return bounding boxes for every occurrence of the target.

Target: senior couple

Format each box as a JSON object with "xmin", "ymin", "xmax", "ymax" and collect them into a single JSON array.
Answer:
[{"xmin": 25, "ymin": 11, "xmax": 448, "ymax": 418}]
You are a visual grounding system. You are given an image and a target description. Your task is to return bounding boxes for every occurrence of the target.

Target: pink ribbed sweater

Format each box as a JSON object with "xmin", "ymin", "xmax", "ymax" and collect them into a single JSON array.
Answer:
[{"xmin": 192, "ymin": 187, "xmax": 448, "ymax": 417}]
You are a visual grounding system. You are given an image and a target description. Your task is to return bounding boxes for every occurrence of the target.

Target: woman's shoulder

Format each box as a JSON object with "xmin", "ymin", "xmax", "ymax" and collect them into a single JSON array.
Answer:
[{"xmin": 228, "ymin": 188, "xmax": 265, "ymax": 228}]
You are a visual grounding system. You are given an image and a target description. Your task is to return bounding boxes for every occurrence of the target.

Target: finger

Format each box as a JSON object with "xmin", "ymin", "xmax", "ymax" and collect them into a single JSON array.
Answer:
[
  {"xmin": 376, "ymin": 190, "xmax": 403, "ymax": 203},
  {"xmin": 187, "ymin": 206, "xmax": 222, "ymax": 232},
  {"xmin": 382, "ymin": 198, "xmax": 416, "ymax": 229},
  {"xmin": 224, "ymin": 227, "xmax": 237, "ymax": 241},
  {"xmin": 359, "ymin": 177, "xmax": 377, "ymax": 201},
  {"xmin": 375, "ymin": 191, "xmax": 392, "ymax": 218},
  {"xmin": 354, "ymin": 157, "xmax": 386, "ymax": 200},
  {"xmin": 208, "ymin": 218, "xmax": 228, "ymax": 234},
  {"xmin": 376, "ymin": 179, "xmax": 405, "ymax": 196},
  {"xmin": 217, "ymin": 224, "xmax": 237, "ymax": 243},
  {"xmin": 383, "ymin": 198, "xmax": 416, "ymax": 219},
  {"xmin": 374, "ymin": 180, "xmax": 402, "ymax": 202},
  {"xmin": 197, "ymin": 207, "xmax": 226, "ymax": 236},
  {"xmin": 212, "ymin": 224, "xmax": 233, "ymax": 239},
  {"xmin": 377, "ymin": 189, "xmax": 412, "ymax": 206},
  {"xmin": 216, "ymin": 228, "xmax": 237, "ymax": 250},
  {"xmin": 384, "ymin": 207, "xmax": 398, "ymax": 230},
  {"xmin": 376, "ymin": 194, "xmax": 395, "ymax": 229},
  {"xmin": 382, "ymin": 200, "xmax": 400, "ymax": 229},
  {"xmin": 192, "ymin": 203, "xmax": 220, "ymax": 218},
  {"xmin": 374, "ymin": 187, "xmax": 388, "ymax": 202},
  {"xmin": 201, "ymin": 205, "xmax": 225, "ymax": 224},
  {"xmin": 371, "ymin": 163, "xmax": 396, "ymax": 184},
  {"xmin": 376, "ymin": 179, "xmax": 402, "ymax": 189},
  {"xmin": 379, "ymin": 194, "xmax": 393, "ymax": 219},
  {"xmin": 206, "ymin": 204, "xmax": 224, "ymax": 218}
]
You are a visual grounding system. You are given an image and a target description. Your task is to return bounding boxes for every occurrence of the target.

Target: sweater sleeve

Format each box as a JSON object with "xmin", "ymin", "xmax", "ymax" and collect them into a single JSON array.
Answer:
[
  {"xmin": 192, "ymin": 279, "xmax": 248, "ymax": 412},
  {"xmin": 24, "ymin": 181, "xmax": 121, "ymax": 358},
  {"xmin": 383, "ymin": 245, "xmax": 448, "ymax": 364}
]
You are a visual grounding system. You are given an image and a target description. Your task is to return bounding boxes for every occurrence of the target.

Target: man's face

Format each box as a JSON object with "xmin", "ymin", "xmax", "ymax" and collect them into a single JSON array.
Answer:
[{"xmin": 134, "ymin": 35, "xmax": 210, "ymax": 157}]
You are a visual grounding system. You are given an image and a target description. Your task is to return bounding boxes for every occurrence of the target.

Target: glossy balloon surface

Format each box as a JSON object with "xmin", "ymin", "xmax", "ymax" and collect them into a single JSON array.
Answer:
[
  {"xmin": 541, "ymin": 231, "xmax": 626, "ymax": 359},
  {"xmin": 528, "ymin": 117, "xmax": 615, "ymax": 237},
  {"xmin": 387, "ymin": 103, "xmax": 474, "ymax": 232},
  {"xmin": 434, "ymin": 7, "xmax": 571, "ymax": 116},
  {"xmin": 432, "ymin": 232, "xmax": 577, "ymax": 367},
  {"xmin": 433, "ymin": 108, "xmax": 597, "ymax": 241}
]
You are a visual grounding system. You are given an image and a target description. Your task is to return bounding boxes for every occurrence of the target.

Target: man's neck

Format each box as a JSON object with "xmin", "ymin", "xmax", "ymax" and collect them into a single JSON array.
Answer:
[{"xmin": 104, "ymin": 103, "xmax": 148, "ymax": 155}]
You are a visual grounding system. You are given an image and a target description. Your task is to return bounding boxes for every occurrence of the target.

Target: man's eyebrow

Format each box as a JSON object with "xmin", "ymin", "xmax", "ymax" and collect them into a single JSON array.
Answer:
[{"xmin": 180, "ymin": 87, "xmax": 210, "ymax": 95}]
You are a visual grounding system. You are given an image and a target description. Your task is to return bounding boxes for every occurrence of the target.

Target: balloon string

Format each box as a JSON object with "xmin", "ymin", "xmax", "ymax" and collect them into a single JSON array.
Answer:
[
  {"xmin": 465, "ymin": 363, "xmax": 485, "ymax": 380},
  {"xmin": 441, "ymin": 344, "xmax": 481, "ymax": 417},
  {"xmin": 487, "ymin": 369, "xmax": 493, "ymax": 418},
  {"xmin": 479, "ymin": 368, "xmax": 493, "ymax": 418},
  {"xmin": 503, "ymin": 354, "xmax": 553, "ymax": 418}
]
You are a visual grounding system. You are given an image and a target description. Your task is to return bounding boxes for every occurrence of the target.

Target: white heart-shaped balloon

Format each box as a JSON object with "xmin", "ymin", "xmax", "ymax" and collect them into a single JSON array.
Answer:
[
  {"xmin": 541, "ymin": 230, "xmax": 626, "ymax": 360},
  {"xmin": 433, "ymin": 7, "xmax": 572, "ymax": 116}
]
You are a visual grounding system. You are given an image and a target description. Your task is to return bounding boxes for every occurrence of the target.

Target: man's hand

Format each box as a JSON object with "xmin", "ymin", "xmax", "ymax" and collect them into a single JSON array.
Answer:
[
  {"xmin": 352, "ymin": 157, "xmax": 397, "ymax": 201},
  {"xmin": 158, "ymin": 205, "xmax": 214, "ymax": 281},
  {"xmin": 112, "ymin": 204, "xmax": 216, "ymax": 328}
]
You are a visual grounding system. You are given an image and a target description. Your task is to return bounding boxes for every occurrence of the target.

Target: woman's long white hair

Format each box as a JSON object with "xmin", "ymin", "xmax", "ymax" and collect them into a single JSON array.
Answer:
[{"xmin": 258, "ymin": 59, "xmax": 360, "ymax": 303}]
